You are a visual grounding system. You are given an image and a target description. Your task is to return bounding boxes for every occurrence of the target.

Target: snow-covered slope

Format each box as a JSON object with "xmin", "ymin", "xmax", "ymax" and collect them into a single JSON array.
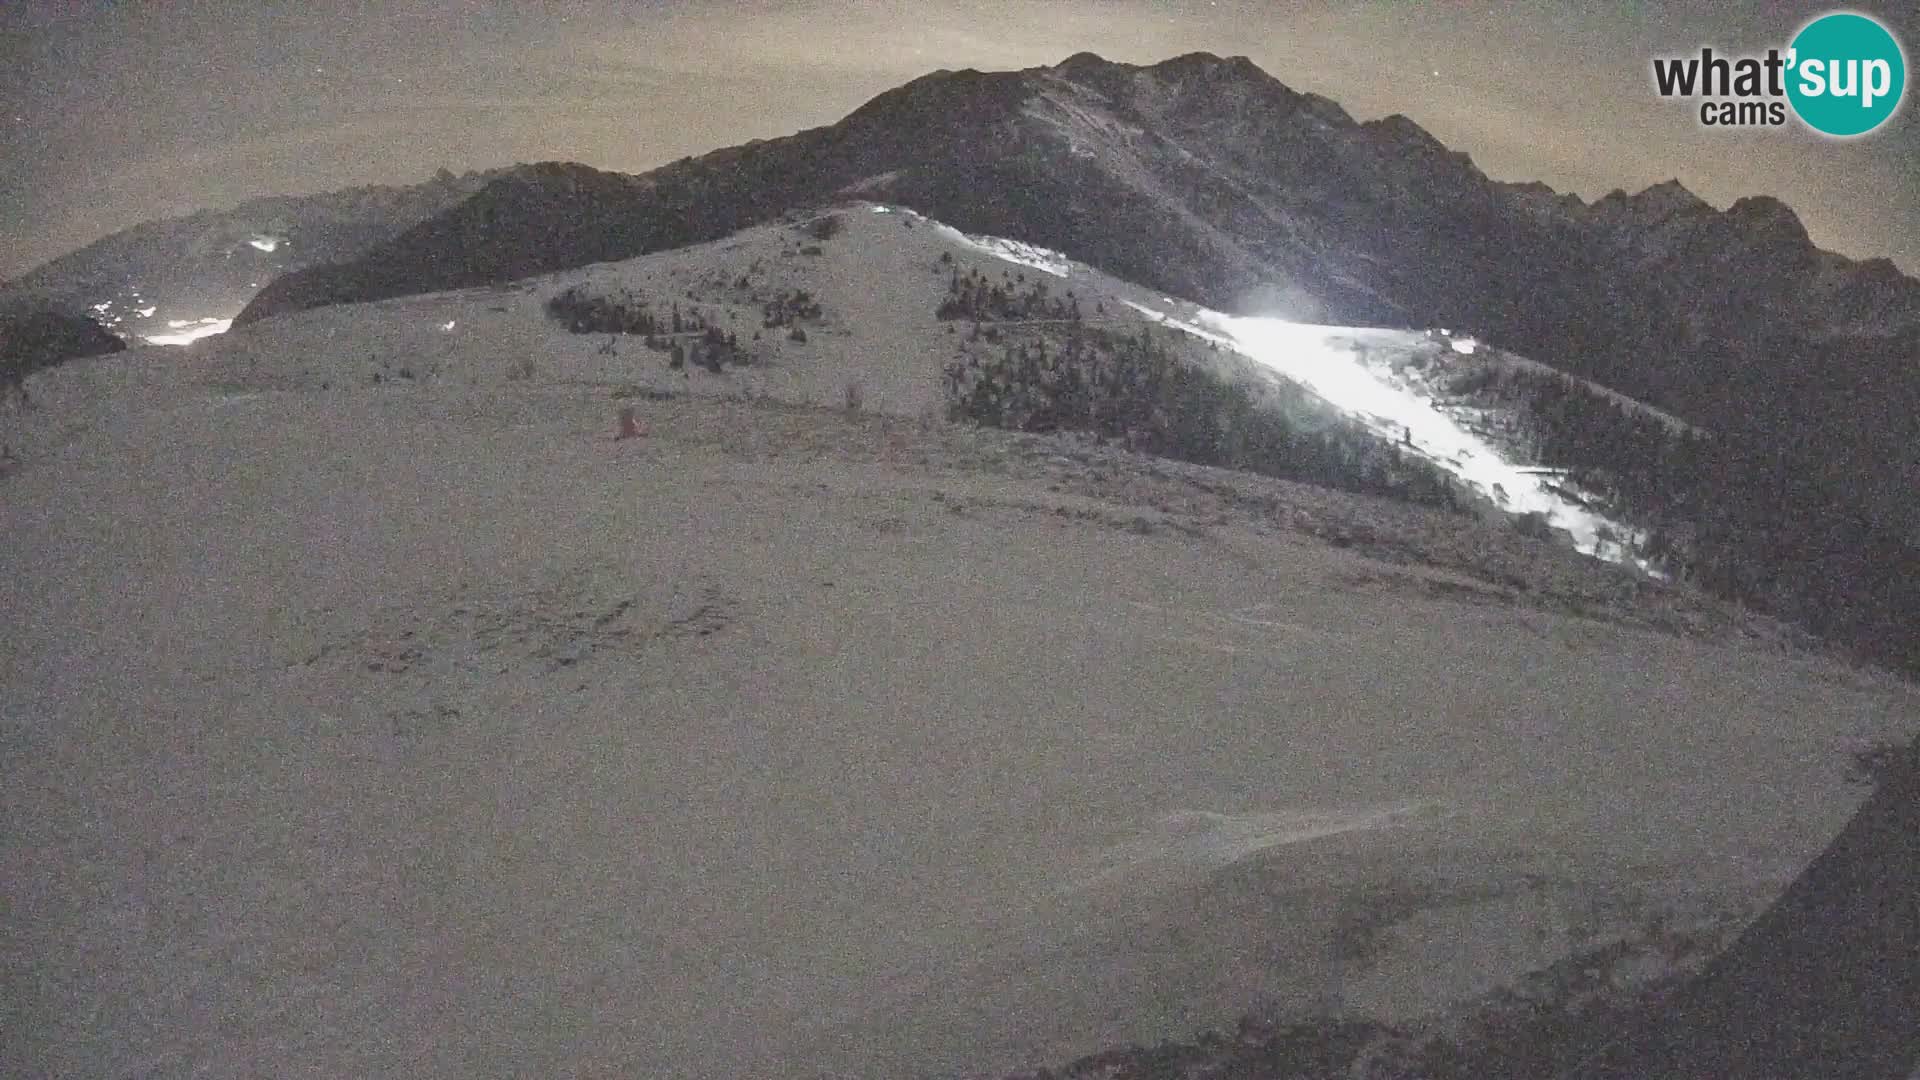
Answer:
[
  {"xmin": 6, "ymin": 202, "xmax": 1916, "ymax": 1080},
  {"xmin": 201, "ymin": 202, "xmax": 1660, "ymax": 568}
]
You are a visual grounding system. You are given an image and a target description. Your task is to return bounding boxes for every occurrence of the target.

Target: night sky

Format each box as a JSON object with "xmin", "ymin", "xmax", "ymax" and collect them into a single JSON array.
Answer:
[{"xmin": 3, "ymin": 0, "xmax": 1916, "ymax": 279}]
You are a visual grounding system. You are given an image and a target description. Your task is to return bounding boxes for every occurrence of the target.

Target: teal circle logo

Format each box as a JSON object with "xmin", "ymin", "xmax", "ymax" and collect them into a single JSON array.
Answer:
[{"xmin": 1786, "ymin": 12, "xmax": 1906, "ymax": 136}]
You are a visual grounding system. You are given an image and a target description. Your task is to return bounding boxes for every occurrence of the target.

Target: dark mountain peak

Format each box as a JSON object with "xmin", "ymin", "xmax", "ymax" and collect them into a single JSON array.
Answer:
[
  {"xmin": 1361, "ymin": 114, "xmax": 1478, "ymax": 175},
  {"xmin": 1363, "ymin": 113, "xmax": 1448, "ymax": 154},
  {"xmin": 234, "ymin": 54, "xmax": 1912, "ymax": 372},
  {"xmin": 1055, "ymin": 50, "xmax": 1113, "ymax": 73},
  {"xmin": 1151, "ymin": 51, "xmax": 1285, "ymax": 87},
  {"xmin": 1853, "ymin": 256, "xmax": 1910, "ymax": 285},
  {"xmin": 1153, "ymin": 50, "xmax": 1230, "ymax": 72},
  {"xmin": 501, "ymin": 161, "xmax": 631, "ymax": 189},
  {"xmin": 1716, "ymin": 195, "xmax": 1815, "ymax": 259},
  {"xmin": 1046, "ymin": 51, "xmax": 1138, "ymax": 100},
  {"xmin": 1631, "ymin": 179, "xmax": 1711, "ymax": 217},
  {"xmin": 1588, "ymin": 180, "xmax": 1713, "ymax": 230},
  {"xmin": 840, "ymin": 63, "xmax": 1032, "ymax": 133},
  {"xmin": 1725, "ymin": 194, "xmax": 1807, "ymax": 233},
  {"xmin": 1056, "ymin": 50, "xmax": 1270, "ymax": 83},
  {"xmin": 1049, "ymin": 50, "xmax": 1314, "ymax": 131},
  {"xmin": 1501, "ymin": 179, "xmax": 1590, "ymax": 218},
  {"xmin": 1296, "ymin": 90, "xmax": 1357, "ymax": 128}
]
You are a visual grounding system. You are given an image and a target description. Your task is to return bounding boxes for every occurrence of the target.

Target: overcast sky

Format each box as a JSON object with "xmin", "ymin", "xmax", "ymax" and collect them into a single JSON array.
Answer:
[{"xmin": 3, "ymin": 0, "xmax": 1916, "ymax": 278}]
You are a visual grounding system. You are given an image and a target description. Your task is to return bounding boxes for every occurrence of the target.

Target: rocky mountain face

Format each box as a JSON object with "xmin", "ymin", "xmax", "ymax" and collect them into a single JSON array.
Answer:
[
  {"xmin": 3, "ymin": 168, "xmax": 508, "ymax": 337},
  {"xmin": 230, "ymin": 54, "xmax": 1918, "ymax": 528}
]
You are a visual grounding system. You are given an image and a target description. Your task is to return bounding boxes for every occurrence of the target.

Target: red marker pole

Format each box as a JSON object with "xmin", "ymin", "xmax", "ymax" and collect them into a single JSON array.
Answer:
[{"xmin": 616, "ymin": 406, "xmax": 643, "ymax": 440}]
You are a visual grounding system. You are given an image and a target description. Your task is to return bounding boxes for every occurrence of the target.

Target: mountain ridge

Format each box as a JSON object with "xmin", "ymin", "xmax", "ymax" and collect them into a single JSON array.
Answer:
[
  {"xmin": 235, "ymin": 51, "xmax": 1918, "ymax": 332},
  {"xmin": 2, "ymin": 167, "xmax": 511, "ymax": 336},
  {"xmin": 21, "ymin": 51, "xmax": 1920, "ymax": 538},
  {"xmin": 221, "ymin": 52, "xmax": 1920, "ymax": 540}
]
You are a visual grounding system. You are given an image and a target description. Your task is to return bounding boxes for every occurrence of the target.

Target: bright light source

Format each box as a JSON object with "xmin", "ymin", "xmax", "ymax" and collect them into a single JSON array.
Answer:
[
  {"xmin": 878, "ymin": 221, "xmax": 1657, "ymax": 575},
  {"xmin": 144, "ymin": 318, "xmax": 232, "ymax": 346}
]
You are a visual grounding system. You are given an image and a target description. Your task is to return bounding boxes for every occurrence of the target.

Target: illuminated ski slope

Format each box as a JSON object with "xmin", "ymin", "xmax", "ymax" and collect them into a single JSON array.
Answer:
[
  {"xmin": 911, "ymin": 210, "xmax": 1650, "ymax": 571},
  {"xmin": 144, "ymin": 317, "xmax": 233, "ymax": 346},
  {"xmin": 1133, "ymin": 303, "xmax": 1651, "ymax": 570}
]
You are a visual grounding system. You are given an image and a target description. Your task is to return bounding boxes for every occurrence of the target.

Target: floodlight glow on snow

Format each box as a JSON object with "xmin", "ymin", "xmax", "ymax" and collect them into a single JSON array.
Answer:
[
  {"xmin": 144, "ymin": 317, "xmax": 232, "ymax": 346},
  {"xmin": 879, "ymin": 213, "xmax": 1653, "ymax": 573},
  {"xmin": 1126, "ymin": 302, "xmax": 1652, "ymax": 572}
]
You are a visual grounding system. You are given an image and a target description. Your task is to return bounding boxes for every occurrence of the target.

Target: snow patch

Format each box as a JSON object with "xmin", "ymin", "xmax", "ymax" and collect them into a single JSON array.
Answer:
[{"xmin": 931, "ymin": 222, "xmax": 1073, "ymax": 278}]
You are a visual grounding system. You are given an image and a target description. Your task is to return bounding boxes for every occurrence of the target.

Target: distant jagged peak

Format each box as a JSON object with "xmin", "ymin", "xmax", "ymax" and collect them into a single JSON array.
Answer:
[
  {"xmin": 1724, "ymin": 194, "xmax": 1810, "ymax": 242},
  {"xmin": 840, "ymin": 62, "xmax": 1032, "ymax": 130},
  {"xmin": 1054, "ymin": 50, "xmax": 1115, "ymax": 74},
  {"xmin": 1052, "ymin": 50, "xmax": 1266, "ymax": 78},
  {"xmin": 1153, "ymin": 50, "xmax": 1260, "ymax": 73},
  {"xmin": 1362, "ymin": 112, "xmax": 1450, "ymax": 155},
  {"xmin": 1050, "ymin": 49, "xmax": 1305, "ymax": 101},
  {"xmin": 1589, "ymin": 180, "xmax": 1712, "ymax": 228},
  {"xmin": 1360, "ymin": 113, "xmax": 1482, "ymax": 176},
  {"xmin": 1851, "ymin": 255, "xmax": 1912, "ymax": 284},
  {"xmin": 1048, "ymin": 48, "xmax": 1320, "ymax": 126},
  {"xmin": 1149, "ymin": 50, "xmax": 1302, "ymax": 97},
  {"xmin": 1296, "ymin": 90, "xmax": 1357, "ymax": 128},
  {"xmin": 1630, "ymin": 178, "xmax": 1712, "ymax": 218},
  {"xmin": 1501, "ymin": 179, "xmax": 1590, "ymax": 216},
  {"xmin": 1506, "ymin": 179, "xmax": 1563, "ymax": 198}
]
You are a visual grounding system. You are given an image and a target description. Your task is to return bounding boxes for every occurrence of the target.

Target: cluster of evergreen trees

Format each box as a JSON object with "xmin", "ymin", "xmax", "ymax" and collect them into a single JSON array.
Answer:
[
  {"xmin": 545, "ymin": 286, "xmax": 746, "ymax": 373},
  {"xmin": 761, "ymin": 288, "xmax": 821, "ymax": 329},
  {"xmin": 1455, "ymin": 366, "xmax": 1920, "ymax": 673},
  {"xmin": 936, "ymin": 263, "xmax": 1082, "ymax": 323},
  {"xmin": 943, "ymin": 323, "xmax": 1465, "ymax": 511},
  {"xmin": 547, "ymin": 286, "xmax": 660, "ymax": 336}
]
